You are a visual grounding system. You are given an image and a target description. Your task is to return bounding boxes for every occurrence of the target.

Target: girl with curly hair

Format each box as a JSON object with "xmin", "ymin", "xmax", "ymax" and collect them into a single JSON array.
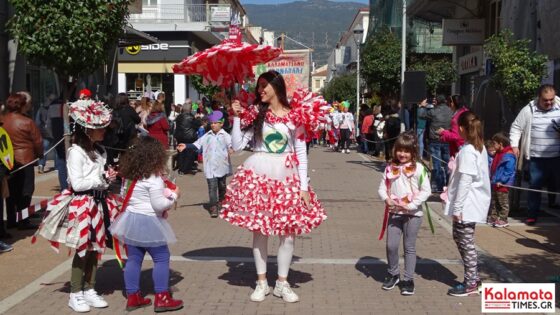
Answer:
[{"xmin": 110, "ymin": 136, "xmax": 183, "ymax": 312}]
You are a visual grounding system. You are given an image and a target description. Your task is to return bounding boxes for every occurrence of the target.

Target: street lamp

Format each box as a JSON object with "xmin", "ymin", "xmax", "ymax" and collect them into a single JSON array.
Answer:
[{"xmin": 353, "ymin": 24, "xmax": 364, "ymax": 137}]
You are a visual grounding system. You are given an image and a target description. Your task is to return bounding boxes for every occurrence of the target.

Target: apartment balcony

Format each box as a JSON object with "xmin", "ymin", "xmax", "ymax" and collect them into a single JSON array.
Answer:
[{"xmin": 129, "ymin": 3, "xmax": 231, "ymax": 37}]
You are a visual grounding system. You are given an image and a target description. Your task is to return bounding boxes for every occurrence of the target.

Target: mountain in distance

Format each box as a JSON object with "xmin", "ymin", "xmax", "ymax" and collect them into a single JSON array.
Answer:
[
  {"xmin": 243, "ymin": 0, "xmax": 368, "ymax": 67},
  {"xmin": 241, "ymin": 0, "xmax": 367, "ymax": 4}
]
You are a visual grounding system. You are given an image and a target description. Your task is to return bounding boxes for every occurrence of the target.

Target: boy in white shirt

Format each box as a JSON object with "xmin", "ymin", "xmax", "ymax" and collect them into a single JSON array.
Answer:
[{"xmin": 178, "ymin": 111, "xmax": 233, "ymax": 217}]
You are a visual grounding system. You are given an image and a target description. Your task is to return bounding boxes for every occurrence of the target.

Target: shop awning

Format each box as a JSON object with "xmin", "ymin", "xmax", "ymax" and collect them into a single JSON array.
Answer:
[
  {"xmin": 119, "ymin": 26, "xmax": 159, "ymax": 47},
  {"xmin": 408, "ymin": 0, "xmax": 460, "ymax": 22}
]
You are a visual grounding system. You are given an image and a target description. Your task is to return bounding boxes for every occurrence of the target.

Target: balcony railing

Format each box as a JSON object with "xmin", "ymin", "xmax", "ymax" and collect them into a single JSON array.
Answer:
[{"xmin": 129, "ymin": 4, "xmax": 231, "ymax": 24}]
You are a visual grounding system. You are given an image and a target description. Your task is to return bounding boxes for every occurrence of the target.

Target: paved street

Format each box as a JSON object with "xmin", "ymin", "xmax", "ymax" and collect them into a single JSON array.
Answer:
[{"xmin": 0, "ymin": 147, "xmax": 559, "ymax": 314}]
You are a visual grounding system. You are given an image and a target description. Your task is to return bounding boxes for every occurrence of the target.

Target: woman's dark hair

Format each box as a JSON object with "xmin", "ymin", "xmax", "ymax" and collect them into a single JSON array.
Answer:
[
  {"xmin": 253, "ymin": 70, "xmax": 290, "ymax": 143},
  {"xmin": 71, "ymin": 124, "xmax": 104, "ymax": 161},
  {"xmin": 448, "ymin": 94, "xmax": 466, "ymax": 110},
  {"xmin": 392, "ymin": 132, "xmax": 419, "ymax": 165},
  {"xmin": 5, "ymin": 93, "xmax": 26, "ymax": 113},
  {"xmin": 380, "ymin": 98, "xmax": 399, "ymax": 118},
  {"xmin": 458, "ymin": 111, "xmax": 484, "ymax": 152},
  {"xmin": 119, "ymin": 136, "xmax": 167, "ymax": 180},
  {"xmin": 115, "ymin": 93, "xmax": 129, "ymax": 110}
]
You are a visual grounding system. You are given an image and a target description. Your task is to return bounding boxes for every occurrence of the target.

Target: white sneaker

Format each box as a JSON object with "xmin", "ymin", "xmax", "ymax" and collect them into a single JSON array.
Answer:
[
  {"xmin": 83, "ymin": 288, "xmax": 108, "ymax": 308},
  {"xmin": 250, "ymin": 280, "xmax": 270, "ymax": 302},
  {"xmin": 68, "ymin": 292, "xmax": 91, "ymax": 313},
  {"xmin": 346, "ymin": 149, "xmax": 350, "ymax": 154},
  {"xmin": 273, "ymin": 280, "xmax": 299, "ymax": 303}
]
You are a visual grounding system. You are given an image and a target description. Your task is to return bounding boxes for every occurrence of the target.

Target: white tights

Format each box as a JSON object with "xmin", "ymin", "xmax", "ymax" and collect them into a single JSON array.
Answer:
[{"xmin": 252, "ymin": 232, "xmax": 295, "ymax": 278}]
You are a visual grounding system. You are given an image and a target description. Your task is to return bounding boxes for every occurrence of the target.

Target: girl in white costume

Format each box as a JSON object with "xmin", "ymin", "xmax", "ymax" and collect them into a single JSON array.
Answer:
[{"xmin": 221, "ymin": 70, "xmax": 327, "ymax": 303}]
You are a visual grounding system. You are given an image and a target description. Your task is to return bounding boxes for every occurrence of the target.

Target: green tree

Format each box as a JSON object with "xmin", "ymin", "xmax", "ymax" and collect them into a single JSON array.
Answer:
[
  {"xmin": 322, "ymin": 73, "xmax": 356, "ymax": 107},
  {"xmin": 484, "ymin": 29, "xmax": 547, "ymax": 111},
  {"xmin": 360, "ymin": 26, "xmax": 401, "ymax": 98},
  {"xmin": 190, "ymin": 75, "xmax": 221, "ymax": 98},
  {"xmin": 409, "ymin": 56, "xmax": 457, "ymax": 95},
  {"xmin": 8, "ymin": 0, "xmax": 130, "ymax": 99}
]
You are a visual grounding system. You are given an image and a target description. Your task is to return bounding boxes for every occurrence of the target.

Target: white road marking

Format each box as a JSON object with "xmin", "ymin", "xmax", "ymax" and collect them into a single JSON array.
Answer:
[{"xmin": 99, "ymin": 255, "xmax": 462, "ymax": 265}]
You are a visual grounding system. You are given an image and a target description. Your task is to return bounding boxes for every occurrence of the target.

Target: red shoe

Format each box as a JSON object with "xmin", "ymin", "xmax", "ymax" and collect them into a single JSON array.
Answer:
[
  {"xmin": 525, "ymin": 218, "xmax": 537, "ymax": 226},
  {"xmin": 126, "ymin": 292, "xmax": 152, "ymax": 311},
  {"xmin": 154, "ymin": 291, "xmax": 183, "ymax": 312}
]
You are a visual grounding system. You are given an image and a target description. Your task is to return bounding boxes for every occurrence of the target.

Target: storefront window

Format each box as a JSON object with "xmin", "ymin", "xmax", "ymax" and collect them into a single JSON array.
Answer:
[
  {"xmin": 126, "ymin": 73, "xmax": 163, "ymax": 100},
  {"xmin": 26, "ymin": 66, "xmax": 59, "ymax": 113}
]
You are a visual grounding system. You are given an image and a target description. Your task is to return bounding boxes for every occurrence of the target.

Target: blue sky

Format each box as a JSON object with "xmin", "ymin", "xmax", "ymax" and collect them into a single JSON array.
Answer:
[{"xmin": 240, "ymin": 0, "xmax": 369, "ymax": 4}]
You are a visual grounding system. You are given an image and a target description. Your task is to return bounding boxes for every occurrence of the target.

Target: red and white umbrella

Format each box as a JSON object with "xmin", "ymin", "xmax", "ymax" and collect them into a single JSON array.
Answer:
[{"xmin": 173, "ymin": 24, "xmax": 282, "ymax": 88}]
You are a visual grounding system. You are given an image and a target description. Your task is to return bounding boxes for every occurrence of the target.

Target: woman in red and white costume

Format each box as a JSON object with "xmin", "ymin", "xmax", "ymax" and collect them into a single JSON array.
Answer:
[{"xmin": 221, "ymin": 70, "xmax": 326, "ymax": 303}]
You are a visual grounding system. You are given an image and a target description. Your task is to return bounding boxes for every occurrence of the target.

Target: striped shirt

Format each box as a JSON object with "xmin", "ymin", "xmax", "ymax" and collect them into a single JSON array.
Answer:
[{"xmin": 530, "ymin": 104, "xmax": 560, "ymax": 158}]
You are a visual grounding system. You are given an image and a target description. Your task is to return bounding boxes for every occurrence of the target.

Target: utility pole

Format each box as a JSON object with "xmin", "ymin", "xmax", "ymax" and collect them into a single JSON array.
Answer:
[{"xmin": 400, "ymin": 0, "xmax": 407, "ymax": 102}]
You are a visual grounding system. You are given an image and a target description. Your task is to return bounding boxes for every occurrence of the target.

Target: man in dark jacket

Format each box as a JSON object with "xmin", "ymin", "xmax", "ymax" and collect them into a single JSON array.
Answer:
[
  {"xmin": 419, "ymin": 95, "xmax": 453, "ymax": 192},
  {"xmin": 174, "ymin": 103, "xmax": 201, "ymax": 174}
]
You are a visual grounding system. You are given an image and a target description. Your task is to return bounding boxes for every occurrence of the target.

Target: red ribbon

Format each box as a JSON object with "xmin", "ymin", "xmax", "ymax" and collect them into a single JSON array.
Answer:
[
  {"xmin": 113, "ymin": 179, "xmax": 137, "ymax": 268},
  {"xmin": 378, "ymin": 168, "xmax": 391, "ymax": 240}
]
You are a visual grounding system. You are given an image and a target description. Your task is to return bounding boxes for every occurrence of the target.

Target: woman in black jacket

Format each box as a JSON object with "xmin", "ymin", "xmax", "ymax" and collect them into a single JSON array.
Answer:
[{"xmin": 104, "ymin": 93, "xmax": 141, "ymax": 165}]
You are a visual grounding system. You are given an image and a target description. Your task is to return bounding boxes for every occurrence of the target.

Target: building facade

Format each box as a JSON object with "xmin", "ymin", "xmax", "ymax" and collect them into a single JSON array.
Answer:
[
  {"xmin": 311, "ymin": 64, "xmax": 328, "ymax": 93},
  {"xmin": 120, "ymin": 0, "xmax": 252, "ymax": 107},
  {"xmin": 326, "ymin": 8, "xmax": 369, "ymax": 83},
  {"xmin": 408, "ymin": 0, "xmax": 560, "ymax": 136}
]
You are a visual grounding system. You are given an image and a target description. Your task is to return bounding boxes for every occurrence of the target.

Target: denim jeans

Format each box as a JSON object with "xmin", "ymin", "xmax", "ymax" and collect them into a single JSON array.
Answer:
[
  {"xmin": 360, "ymin": 135, "xmax": 368, "ymax": 153},
  {"xmin": 417, "ymin": 128, "xmax": 425, "ymax": 158},
  {"xmin": 37, "ymin": 138, "xmax": 68, "ymax": 191},
  {"xmin": 528, "ymin": 157, "xmax": 560, "ymax": 219},
  {"xmin": 207, "ymin": 176, "xmax": 227, "ymax": 206},
  {"xmin": 429, "ymin": 142, "xmax": 450, "ymax": 191},
  {"xmin": 38, "ymin": 138, "xmax": 51, "ymax": 167}
]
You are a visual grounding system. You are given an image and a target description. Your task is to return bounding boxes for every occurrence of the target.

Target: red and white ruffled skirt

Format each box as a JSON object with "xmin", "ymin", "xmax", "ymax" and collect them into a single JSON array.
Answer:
[
  {"xmin": 33, "ymin": 189, "xmax": 120, "ymax": 257},
  {"xmin": 220, "ymin": 152, "xmax": 326, "ymax": 235}
]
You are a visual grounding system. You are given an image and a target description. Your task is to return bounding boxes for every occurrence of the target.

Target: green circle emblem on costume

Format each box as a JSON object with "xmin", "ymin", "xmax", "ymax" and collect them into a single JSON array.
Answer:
[{"xmin": 264, "ymin": 130, "xmax": 288, "ymax": 153}]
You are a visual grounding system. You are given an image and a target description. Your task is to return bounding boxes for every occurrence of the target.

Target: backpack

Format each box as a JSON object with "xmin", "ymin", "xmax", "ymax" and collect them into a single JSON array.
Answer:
[
  {"xmin": 113, "ymin": 110, "xmax": 125, "ymax": 136},
  {"xmin": 113, "ymin": 109, "xmax": 134, "ymax": 137},
  {"xmin": 384, "ymin": 116, "xmax": 401, "ymax": 139}
]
